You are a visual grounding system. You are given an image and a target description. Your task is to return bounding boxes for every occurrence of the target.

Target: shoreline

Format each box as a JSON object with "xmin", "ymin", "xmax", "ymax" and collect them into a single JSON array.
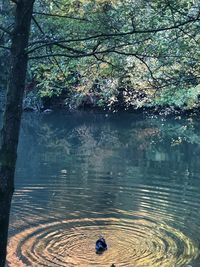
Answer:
[
  {"xmin": 1, "ymin": 100, "xmax": 200, "ymax": 118},
  {"xmin": 22, "ymin": 105, "xmax": 200, "ymax": 118}
]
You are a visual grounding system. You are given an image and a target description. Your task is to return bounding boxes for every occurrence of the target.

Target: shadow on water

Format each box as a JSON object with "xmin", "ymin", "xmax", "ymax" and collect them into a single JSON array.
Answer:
[{"xmin": 2, "ymin": 111, "xmax": 200, "ymax": 266}]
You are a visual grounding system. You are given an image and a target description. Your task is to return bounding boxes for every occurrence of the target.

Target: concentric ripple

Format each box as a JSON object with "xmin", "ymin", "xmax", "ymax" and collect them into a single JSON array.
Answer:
[{"xmin": 7, "ymin": 216, "xmax": 198, "ymax": 267}]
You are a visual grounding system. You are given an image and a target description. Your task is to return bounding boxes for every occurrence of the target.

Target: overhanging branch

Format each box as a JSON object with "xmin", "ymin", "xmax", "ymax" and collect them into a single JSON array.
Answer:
[{"xmin": 28, "ymin": 14, "xmax": 200, "ymax": 48}]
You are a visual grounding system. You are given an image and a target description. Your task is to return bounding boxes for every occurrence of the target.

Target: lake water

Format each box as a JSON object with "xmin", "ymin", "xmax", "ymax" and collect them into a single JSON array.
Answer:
[{"xmin": 6, "ymin": 111, "xmax": 200, "ymax": 267}]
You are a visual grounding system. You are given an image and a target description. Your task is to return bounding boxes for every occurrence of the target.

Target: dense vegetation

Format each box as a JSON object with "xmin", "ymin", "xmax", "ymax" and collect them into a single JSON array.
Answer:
[{"xmin": 0, "ymin": 0, "xmax": 200, "ymax": 111}]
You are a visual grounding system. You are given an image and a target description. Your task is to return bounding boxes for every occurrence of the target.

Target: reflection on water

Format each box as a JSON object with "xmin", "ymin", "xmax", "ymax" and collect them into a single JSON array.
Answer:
[{"xmin": 6, "ymin": 111, "xmax": 200, "ymax": 266}]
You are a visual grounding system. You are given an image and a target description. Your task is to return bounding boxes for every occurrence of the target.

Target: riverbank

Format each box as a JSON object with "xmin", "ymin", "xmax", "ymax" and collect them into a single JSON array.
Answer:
[
  {"xmin": 1, "ymin": 102, "xmax": 200, "ymax": 119},
  {"xmin": 1, "ymin": 86, "xmax": 200, "ymax": 118}
]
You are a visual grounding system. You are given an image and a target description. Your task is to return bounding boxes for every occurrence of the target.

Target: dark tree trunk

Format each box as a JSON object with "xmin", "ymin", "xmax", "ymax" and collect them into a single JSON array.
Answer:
[{"xmin": 0, "ymin": 1, "xmax": 34, "ymax": 266}]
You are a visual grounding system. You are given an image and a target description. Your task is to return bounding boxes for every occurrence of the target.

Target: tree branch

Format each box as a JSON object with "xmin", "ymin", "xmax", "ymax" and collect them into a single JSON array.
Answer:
[
  {"xmin": 32, "ymin": 16, "xmax": 45, "ymax": 35},
  {"xmin": 0, "ymin": 25, "xmax": 11, "ymax": 35},
  {"xmin": 28, "ymin": 36, "xmax": 152, "ymax": 55},
  {"xmin": 28, "ymin": 14, "xmax": 200, "ymax": 48},
  {"xmin": 93, "ymin": 54, "xmax": 116, "ymax": 68},
  {"xmin": 112, "ymin": 50, "xmax": 160, "ymax": 86},
  {"xmin": 33, "ymin": 11, "xmax": 90, "ymax": 22},
  {"xmin": 29, "ymin": 52, "xmax": 95, "ymax": 60},
  {"xmin": 28, "ymin": 46, "xmax": 199, "ymax": 61}
]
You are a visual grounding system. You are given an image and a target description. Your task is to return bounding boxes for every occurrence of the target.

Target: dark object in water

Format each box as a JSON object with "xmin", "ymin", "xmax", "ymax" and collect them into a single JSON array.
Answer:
[
  {"xmin": 110, "ymin": 264, "xmax": 116, "ymax": 267},
  {"xmin": 95, "ymin": 237, "xmax": 107, "ymax": 254}
]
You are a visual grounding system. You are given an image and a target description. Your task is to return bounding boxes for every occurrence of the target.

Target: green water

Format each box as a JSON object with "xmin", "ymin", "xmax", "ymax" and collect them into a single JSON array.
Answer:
[{"xmin": 6, "ymin": 111, "xmax": 200, "ymax": 266}]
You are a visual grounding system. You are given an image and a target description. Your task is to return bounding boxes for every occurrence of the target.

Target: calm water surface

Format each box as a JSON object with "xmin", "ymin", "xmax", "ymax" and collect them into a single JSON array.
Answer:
[{"xmin": 6, "ymin": 111, "xmax": 200, "ymax": 267}]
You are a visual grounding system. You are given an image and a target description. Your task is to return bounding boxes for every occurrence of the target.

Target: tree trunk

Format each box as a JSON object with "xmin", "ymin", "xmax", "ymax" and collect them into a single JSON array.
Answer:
[{"xmin": 0, "ymin": 1, "xmax": 34, "ymax": 266}]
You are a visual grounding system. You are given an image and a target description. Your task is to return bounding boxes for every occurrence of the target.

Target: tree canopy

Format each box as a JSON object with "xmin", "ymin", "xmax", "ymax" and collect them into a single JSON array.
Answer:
[{"xmin": 0, "ymin": 0, "xmax": 200, "ymax": 110}]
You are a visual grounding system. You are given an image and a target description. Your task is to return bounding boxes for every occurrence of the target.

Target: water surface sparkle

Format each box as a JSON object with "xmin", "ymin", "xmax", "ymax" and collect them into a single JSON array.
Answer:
[{"xmin": 7, "ymin": 215, "xmax": 198, "ymax": 267}]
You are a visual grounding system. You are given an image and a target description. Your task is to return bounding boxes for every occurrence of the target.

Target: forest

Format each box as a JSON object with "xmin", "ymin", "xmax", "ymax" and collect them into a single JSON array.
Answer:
[{"xmin": 0, "ymin": 0, "xmax": 200, "ymax": 111}]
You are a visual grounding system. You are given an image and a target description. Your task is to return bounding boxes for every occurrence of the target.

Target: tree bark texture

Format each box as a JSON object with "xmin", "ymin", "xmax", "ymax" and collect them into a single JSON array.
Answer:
[{"xmin": 0, "ymin": 1, "xmax": 34, "ymax": 266}]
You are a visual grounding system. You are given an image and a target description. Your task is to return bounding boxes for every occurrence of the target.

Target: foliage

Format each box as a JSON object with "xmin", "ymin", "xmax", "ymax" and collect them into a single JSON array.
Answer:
[
  {"xmin": 151, "ymin": 85, "xmax": 200, "ymax": 110},
  {"xmin": 1, "ymin": 0, "xmax": 200, "ymax": 110}
]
